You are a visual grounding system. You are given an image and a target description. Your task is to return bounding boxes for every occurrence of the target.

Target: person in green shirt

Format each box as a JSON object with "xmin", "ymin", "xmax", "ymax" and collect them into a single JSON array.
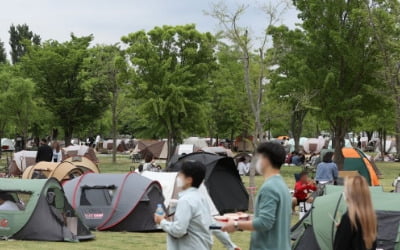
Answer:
[{"xmin": 222, "ymin": 142, "xmax": 291, "ymax": 250}]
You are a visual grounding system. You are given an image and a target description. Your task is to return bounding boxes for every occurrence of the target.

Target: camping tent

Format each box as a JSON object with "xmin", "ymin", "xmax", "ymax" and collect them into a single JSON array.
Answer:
[
  {"xmin": 22, "ymin": 162, "xmax": 86, "ymax": 183},
  {"xmin": 176, "ymin": 144, "xmax": 196, "ymax": 155},
  {"xmin": 166, "ymin": 152, "xmax": 249, "ymax": 214},
  {"xmin": 63, "ymin": 156, "xmax": 100, "ymax": 173},
  {"xmin": 0, "ymin": 178, "xmax": 94, "ymax": 242},
  {"xmin": 303, "ymin": 137, "xmax": 326, "ymax": 154},
  {"xmin": 141, "ymin": 171, "xmax": 219, "ymax": 216},
  {"xmin": 234, "ymin": 136, "xmax": 254, "ymax": 152},
  {"xmin": 102, "ymin": 139, "xmax": 128, "ymax": 152},
  {"xmin": 292, "ymin": 186, "xmax": 400, "ymax": 250},
  {"xmin": 342, "ymin": 148, "xmax": 380, "ymax": 186},
  {"xmin": 134, "ymin": 140, "xmax": 168, "ymax": 159},
  {"xmin": 201, "ymin": 146, "xmax": 234, "ymax": 157},
  {"xmin": 62, "ymin": 145, "xmax": 98, "ymax": 164},
  {"xmin": 183, "ymin": 137, "xmax": 208, "ymax": 149},
  {"xmin": 63, "ymin": 173, "xmax": 164, "ymax": 232},
  {"xmin": 8, "ymin": 150, "xmax": 37, "ymax": 176}
]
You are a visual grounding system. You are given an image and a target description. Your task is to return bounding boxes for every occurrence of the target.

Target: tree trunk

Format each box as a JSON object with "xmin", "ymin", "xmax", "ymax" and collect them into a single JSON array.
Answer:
[
  {"xmin": 111, "ymin": 89, "xmax": 118, "ymax": 164},
  {"xmin": 395, "ymin": 95, "xmax": 400, "ymax": 154},
  {"xmin": 64, "ymin": 127, "xmax": 73, "ymax": 147},
  {"xmin": 366, "ymin": 131, "xmax": 373, "ymax": 142},
  {"xmin": 332, "ymin": 119, "xmax": 347, "ymax": 170},
  {"xmin": 291, "ymin": 109, "xmax": 307, "ymax": 152}
]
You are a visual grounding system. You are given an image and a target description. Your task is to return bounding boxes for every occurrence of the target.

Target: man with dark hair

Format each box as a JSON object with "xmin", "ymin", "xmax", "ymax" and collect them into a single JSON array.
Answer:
[
  {"xmin": 222, "ymin": 142, "xmax": 291, "ymax": 250},
  {"xmin": 154, "ymin": 161, "xmax": 213, "ymax": 250},
  {"xmin": 35, "ymin": 138, "xmax": 53, "ymax": 163}
]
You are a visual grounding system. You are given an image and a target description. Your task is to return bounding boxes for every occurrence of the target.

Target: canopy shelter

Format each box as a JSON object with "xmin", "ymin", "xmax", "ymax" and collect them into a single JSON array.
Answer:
[
  {"xmin": 141, "ymin": 171, "xmax": 219, "ymax": 216},
  {"xmin": 342, "ymin": 148, "xmax": 381, "ymax": 186},
  {"xmin": 62, "ymin": 145, "xmax": 98, "ymax": 164},
  {"xmin": 292, "ymin": 186, "xmax": 400, "ymax": 250},
  {"xmin": 63, "ymin": 173, "xmax": 164, "ymax": 232},
  {"xmin": 0, "ymin": 178, "xmax": 94, "ymax": 242},
  {"xmin": 166, "ymin": 152, "xmax": 249, "ymax": 214},
  {"xmin": 134, "ymin": 140, "xmax": 168, "ymax": 159},
  {"xmin": 8, "ymin": 150, "xmax": 37, "ymax": 176}
]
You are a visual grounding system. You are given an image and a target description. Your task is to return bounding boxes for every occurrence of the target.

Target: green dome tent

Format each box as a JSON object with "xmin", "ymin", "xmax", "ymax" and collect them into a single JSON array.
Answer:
[
  {"xmin": 292, "ymin": 185, "xmax": 400, "ymax": 250},
  {"xmin": 0, "ymin": 178, "xmax": 94, "ymax": 242}
]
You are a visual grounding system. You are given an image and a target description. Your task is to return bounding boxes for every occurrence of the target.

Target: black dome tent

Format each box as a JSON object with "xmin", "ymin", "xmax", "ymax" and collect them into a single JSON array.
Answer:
[
  {"xmin": 167, "ymin": 152, "xmax": 249, "ymax": 214},
  {"xmin": 63, "ymin": 173, "xmax": 164, "ymax": 232}
]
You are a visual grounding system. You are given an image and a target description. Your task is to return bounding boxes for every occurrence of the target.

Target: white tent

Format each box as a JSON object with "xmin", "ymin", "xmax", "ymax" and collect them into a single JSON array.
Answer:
[
  {"xmin": 10, "ymin": 150, "xmax": 37, "ymax": 171},
  {"xmin": 303, "ymin": 137, "xmax": 326, "ymax": 154},
  {"xmin": 183, "ymin": 137, "xmax": 208, "ymax": 149},
  {"xmin": 62, "ymin": 145, "xmax": 98, "ymax": 163},
  {"xmin": 202, "ymin": 146, "xmax": 234, "ymax": 157},
  {"xmin": 141, "ymin": 171, "xmax": 219, "ymax": 216},
  {"xmin": 176, "ymin": 144, "xmax": 195, "ymax": 155}
]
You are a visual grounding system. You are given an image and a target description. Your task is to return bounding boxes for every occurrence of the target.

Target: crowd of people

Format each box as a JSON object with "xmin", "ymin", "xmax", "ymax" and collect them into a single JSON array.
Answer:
[{"xmin": 152, "ymin": 142, "xmax": 378, "ymax": 250}]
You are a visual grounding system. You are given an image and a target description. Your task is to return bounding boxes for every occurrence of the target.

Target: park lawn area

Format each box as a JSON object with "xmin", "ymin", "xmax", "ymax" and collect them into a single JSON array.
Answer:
[{"xmin": 0, "ymin": 156, "xmax": 398, "ymax": 250}]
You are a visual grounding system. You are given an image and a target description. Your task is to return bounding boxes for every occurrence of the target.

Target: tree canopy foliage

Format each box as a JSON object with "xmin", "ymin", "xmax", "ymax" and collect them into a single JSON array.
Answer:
[
  {"xmin": 1, "ymin": 1, "xmax": 400, "ymax": 162},
  {"xmin": 122, "ymin": 24, "xmax": 217, "ymax": 156}
]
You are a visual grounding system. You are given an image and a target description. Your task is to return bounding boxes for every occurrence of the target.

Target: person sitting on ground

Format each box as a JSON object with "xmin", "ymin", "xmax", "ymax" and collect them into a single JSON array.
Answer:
[
  {"xmin": 315, "ymin": 151, "xmax": 338, "ymax": 184},
  {"xmin": 291, "ymin": 151, "xmax": 302, "ymax": 166},
  {"xmin": 285, "ymin": 152, "xmax": 293, "ymax": 165},
  {"xmin": 0, "ymin": 192, "xmax": 20, "ymax": 211},
  {"xmin": 292, "ymin": 171, "xmax": 317, "ymax": 213},
  {"xmin": 142, "ymin": 152, "xmax": 156, "ymax": 171},
  {"xmin": 154, "ymin": 161, "xmax": 214, "ymax": 250},
  {"xmin": 393, "ymin": 174, "xmax": 400, "ymax": 192},
  {"xmin": 309, "ymin": 153, "xmax": 320, "ymax": 167},
  {"xmin": 237, "ymin": 157, "xmax": 249, "ymax": 176},
  {"xmin": 36, "ymin": 138, "xmax": 53, "ymax": 163}
]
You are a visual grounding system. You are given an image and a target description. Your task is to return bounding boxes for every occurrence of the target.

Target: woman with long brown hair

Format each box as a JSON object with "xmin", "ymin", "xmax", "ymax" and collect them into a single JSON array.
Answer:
[{"xmin": 334, "ymin": 176, "xmax": 377, "ymax": 250}]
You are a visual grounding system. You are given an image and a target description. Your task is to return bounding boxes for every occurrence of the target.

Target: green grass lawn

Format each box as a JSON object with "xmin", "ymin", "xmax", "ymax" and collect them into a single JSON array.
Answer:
[{"xmin": 0, "ymin": 156, "xmax": 399, "ymax": 249}]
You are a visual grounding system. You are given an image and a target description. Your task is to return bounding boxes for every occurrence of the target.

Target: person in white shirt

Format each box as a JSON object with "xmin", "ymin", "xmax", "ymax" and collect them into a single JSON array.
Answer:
[
  {"xmin": 0, "ymin": 193, "xmax": 20, "ymax": 211},
  {"xmin": 237, "ymin": 157, "xmax": 249, "ymax": 176},
  {"xmin": 154, "ymin": 161, "xmax": 214, "ymax": 250},
  {"xmin": 52, "ymin": 141, "xmax": 62, "ymax": 162}
]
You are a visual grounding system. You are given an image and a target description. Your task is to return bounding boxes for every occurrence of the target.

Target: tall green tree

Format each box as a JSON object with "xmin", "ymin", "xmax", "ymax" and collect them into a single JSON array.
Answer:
[
  {"xmin": 21, "ymin": 35, "xmax": 109, "ymax": 145},
  {"xmin": 122, "ymin": 24, "xmax": 216, "ymax": 158},
  {"xmin": 367, "ymin": 0, "xmax": 400, "ymax": 153},
  {"xmin": 269, "ymin": 26, "xmax": 318, "ymax": 151},
  {"xmin": 207, "ymin": 1, "xmax": 290, "ymax": 211},
  {"xmin": 0, "ymin": 39, "xmax": 6, "ymax": 63},
  {"xmin": 9, "ymin": 24, "xmax": 41, "ymax": 64},
  {"xmin": 81, "ymin": 45, "xmax": 128, "ymax": 163},
  {"xmin": 209, "ymin": 43, "xmax": 252, "ymax": 142},
  {"xmin": 294, "ymin": 0, "xmax": 386, "ymax": 168}
]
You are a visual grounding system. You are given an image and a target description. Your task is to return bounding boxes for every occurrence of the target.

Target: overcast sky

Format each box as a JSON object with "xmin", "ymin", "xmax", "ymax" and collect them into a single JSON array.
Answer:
[{"xmin": 0, "ymin": 0, "xmax": 300, "ymax": 55}]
